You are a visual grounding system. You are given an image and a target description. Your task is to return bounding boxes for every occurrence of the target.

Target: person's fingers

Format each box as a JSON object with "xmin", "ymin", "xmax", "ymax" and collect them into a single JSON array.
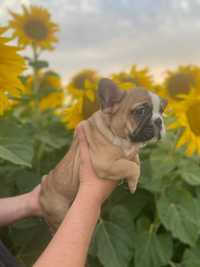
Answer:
[{"xmin": 76, "ymin": 123, "xmax": 91, "ymax": 165}]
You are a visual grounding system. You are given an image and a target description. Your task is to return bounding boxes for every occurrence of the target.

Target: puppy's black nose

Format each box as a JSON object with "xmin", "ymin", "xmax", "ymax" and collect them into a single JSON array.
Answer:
[{"xmin": 154, "ymin": 118, "xmax": 162, "ymax": 128}]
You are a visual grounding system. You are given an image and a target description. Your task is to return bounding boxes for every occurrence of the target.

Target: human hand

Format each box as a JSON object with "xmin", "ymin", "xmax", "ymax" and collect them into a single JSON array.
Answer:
[{"xmin": 76, "ymin": 122, "xmax": 118, "ymax": 205}]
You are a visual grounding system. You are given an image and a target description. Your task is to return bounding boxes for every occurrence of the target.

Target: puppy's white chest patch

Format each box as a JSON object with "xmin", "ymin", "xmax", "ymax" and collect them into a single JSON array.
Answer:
[{"xmin": 113, "ymin": 137, "xmax": 141, "ymax": 157}]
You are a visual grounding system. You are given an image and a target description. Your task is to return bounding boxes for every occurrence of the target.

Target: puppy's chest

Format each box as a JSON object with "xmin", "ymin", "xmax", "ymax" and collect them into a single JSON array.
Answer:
[
  {"xmin": 113, "ymin": 137, "xmax": 140, "ymax": 160},
  {"xmin": 123, "ymin": 147, "xmax": 138, "ymax": 160}
]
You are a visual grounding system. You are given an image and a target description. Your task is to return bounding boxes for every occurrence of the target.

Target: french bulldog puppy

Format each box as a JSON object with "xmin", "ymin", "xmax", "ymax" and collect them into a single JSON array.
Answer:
[{"xmin": 39, "ymin": 78, "xmax": 167, "ymax": 231}]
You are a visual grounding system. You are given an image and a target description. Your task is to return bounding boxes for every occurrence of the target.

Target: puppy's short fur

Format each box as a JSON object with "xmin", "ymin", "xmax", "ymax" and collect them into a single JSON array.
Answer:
[{"xmin": 39, "ymin": 79, "xmax": 167, "ymax": 231}]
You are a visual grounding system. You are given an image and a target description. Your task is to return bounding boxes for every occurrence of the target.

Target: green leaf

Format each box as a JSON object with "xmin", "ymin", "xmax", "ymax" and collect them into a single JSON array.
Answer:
[
  {"xmin": 0, "ymin": 118, "xmax": 33, "ymax": 167},
  {"xmin": 106, "ymin": 187, "xmax": 153, "ymax": 219},
  {"xmin": 93, "ymin": 206, "xmax": 134, "ymax": 267},
  {"xmin": 9, "ymin": 220, "xmax": 51, "ymax": 266},
  {"xmin": 14, "ymin": 169, "xmax": 41, "ymax": 193},
  {"xmin": 178, "ymin": 159, "xmax": 200, "ymax": 186},
  {"xmin": 181, "ymin": 170, "xmax": 200, "ymax": 186},
  {"xmin": 135, "ymin": 216, "xmax": 152, "ymax": 234},
  {"xmin": 134, "ymin": 231, "xmax": 173, "ymax": 267},
  {"xmin": 140, "ymin": 150, "xmax": 177, "ymax": 192},
  {"xmin": 87, "ymin": 256, "xmax": 103, "ymax": 267},
  {"xmin": 36, "ymin": 121, "xmax": 71, "ymax": 150},
  {"xmin": 0, "ymin": 163, "xmax": 22, "ymax": 197},
  {"xmin": 182, "ymin": 240, "xmax": 200, "ymax": 267},
  {"xmin": 157, "ymin": 187, "xmax": 200, "ymax": 246}
]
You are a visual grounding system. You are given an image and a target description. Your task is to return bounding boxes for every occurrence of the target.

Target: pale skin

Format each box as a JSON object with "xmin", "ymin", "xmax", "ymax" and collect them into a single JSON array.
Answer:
[
  {"xmin": 0, "ymin": 185, "xmax": 42, "ymax": 227},
  {"xmin": 0, "ymin": 125, "xmax": 139, "ymax": 267}
]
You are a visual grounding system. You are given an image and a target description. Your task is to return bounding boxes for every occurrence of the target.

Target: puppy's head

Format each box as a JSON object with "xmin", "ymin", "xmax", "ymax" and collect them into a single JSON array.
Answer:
[{"xmin": 98, "ymin": 78, "xmax": 167, "ymax": 143}]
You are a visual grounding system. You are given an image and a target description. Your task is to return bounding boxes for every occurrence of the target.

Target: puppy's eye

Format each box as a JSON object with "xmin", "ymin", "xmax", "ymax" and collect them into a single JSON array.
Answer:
[{"xmin": 135, "ymin": 107, "xmax": 146, "ymax": 116}]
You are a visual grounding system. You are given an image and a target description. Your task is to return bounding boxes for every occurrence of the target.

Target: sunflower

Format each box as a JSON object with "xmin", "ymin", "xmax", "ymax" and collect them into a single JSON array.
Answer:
[
  {"xmin": 62, "ymin": 100, "xmax": 83, "ymax": 129},
  {"xmin": 62, "ymin": 70, "xmax": 100, "ymax": 128},
  {"xmin": 40, "ymin": 71, "xmax": 61, "ymax": 90},
  {"xmin": 62, "ymin": 92, "xmax": 100, "ymax": 129},
  {"xmin": 63, "ymin": 66, "xmax": 156, "ymax": 129},
  {"xmin": 0, "ymin": 92, "xmax": 9, "ymax": 115},
  {"xmin": 64, "ymin": 66, "xmax": 156, "ymax": 129},
  {"xmin": 169, "ymin": 89, "xmax": 200, "ymax": 156},
  {"xmin": 8, "ymin": 5, "xmax": 58, "ymax": 50},
  {"xmin": 39, "ymin": 72, "xmax": 64, "ymax": 111},
  {"xmin": 67, "ymin": 70, "xmax": 99, "ymax": 101},
  {"xmin": 112, "ymin": 65, "xmax": 154, "ymax": 91},
  {"xmin": 0, "ymin": 27, "xmax": 25, "ymax": 114},
  {"xmin": 163, "ymin": 65, "xmax": 200, "ymax": 101},
  {"xmin": 24, "ymin": 71, "xmax": 64, "ymax": 111},
  {"xmin": 39, "ymin": 91, "xmax": 63, "ymax": 111}
]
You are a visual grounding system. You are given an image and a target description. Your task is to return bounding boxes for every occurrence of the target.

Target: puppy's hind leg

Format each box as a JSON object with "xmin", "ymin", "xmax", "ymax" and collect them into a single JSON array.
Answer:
[{"xmin": 40, "ymin": 194, "xmax": 71, "ymax": 233}]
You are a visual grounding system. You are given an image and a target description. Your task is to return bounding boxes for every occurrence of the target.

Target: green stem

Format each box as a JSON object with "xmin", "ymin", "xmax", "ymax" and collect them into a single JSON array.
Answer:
[
  {"xmin": 32, "ymin": 44, "xmax": 40, "ymax": 96},
  {"xmin": 149, "ymin": 223, "xmax": 154, "ymax": 234},
  {"xmin": 31, "ymin": 44, "xmax": 44, "ymax": 175},
  {"xmin": 35, "ymin": 141, "xmax": 45, "ymax": 176},
  {"xmin": 31, "ymin": 44, "xmax": 41, "ymax": 125}
]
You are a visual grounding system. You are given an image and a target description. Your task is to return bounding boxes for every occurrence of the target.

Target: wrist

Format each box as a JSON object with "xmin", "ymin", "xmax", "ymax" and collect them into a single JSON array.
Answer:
[
  {"xmin": 25, "ymin": 191, "xmax": 42, "ymax": 217},
  {"xmin": 77, "ymin": 186, "xmax": 104, "ymax": 208}
]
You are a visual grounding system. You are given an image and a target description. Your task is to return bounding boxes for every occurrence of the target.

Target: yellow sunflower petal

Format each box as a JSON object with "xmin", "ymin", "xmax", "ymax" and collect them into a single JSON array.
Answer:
[
  {"xmin": 186, "ymin": 139, "xmax": 196, "ymax": 156},
  {"xmin": 112, "ymin": 65, "xmax": 154, "ymax": 91},
  {"xmin": 197, "ymin": 139, "xmax": 200, "ymax": 154},
  {"xmin": 0, "ymin": 27, "xmax": 25, "ymax": 114},
  {"xmin": 85, "ymin": 89, "xmax": 95, "ymax": 102},
  {"xmin": 176, "ymin": 132, "xmax": 187, "ymax": 149},
  {"xmin": 62, "ymin": 101, "xmax": 83, "ymax": 129},
  {"xmin": 168, "ymin": 119, "xmax": 181, "ymax": 130},
  {"xmin": 171, "ymin": 88, "xmax": 200, "ymax": 156}
]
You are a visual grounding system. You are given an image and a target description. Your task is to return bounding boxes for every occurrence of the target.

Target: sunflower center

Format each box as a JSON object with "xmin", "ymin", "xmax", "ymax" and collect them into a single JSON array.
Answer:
[
  {"xmin": 23, "ymin": 19, "xmax": 48, "ymax": 41},
  {"xmin": 167, "ymin": 73, "xmax": 196, "ymax": 100},
  {"xmin": 73, "ymin": 76, "xmax": 86, "ymax": 90},
  {"xmin": 186, "ymin": 101, "xmax": 200, "ymax": 135}
]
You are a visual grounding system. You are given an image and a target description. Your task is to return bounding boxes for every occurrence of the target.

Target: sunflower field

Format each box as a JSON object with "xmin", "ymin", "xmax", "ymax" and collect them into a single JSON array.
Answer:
[{"xmin": 1, "ymin": 4, "xmax": 200, "ymax": 267}]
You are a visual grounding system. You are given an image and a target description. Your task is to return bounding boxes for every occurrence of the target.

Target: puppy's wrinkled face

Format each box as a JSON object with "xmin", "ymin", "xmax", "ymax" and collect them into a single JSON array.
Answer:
[
  {"xmin": 98, "ymin": 78, "xmax": 167, "ymax": 144},
  {"xmin": 127, "ymin": 90, "xmax": 167, "ymax": 143}
]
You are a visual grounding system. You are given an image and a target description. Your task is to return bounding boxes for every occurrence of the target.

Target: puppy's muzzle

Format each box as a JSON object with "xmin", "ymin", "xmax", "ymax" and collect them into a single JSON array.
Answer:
[
  {"xmin": 129, "ymin": 116, "xmax": 165, "ymax": 143},
  {"xmin": 153, "ymin": 117, "xmax": 162, "ymax": 140},
  {"xmin": 154, "ymin": 117, "xmax": 162, "ymax": 129},
  {"xmin": 153, "ymin": 116, "xmax": 166, "ymax": 140},
  {"xmin": 129, "ymin": 124, "xmax": 155, "ymax": 142}
]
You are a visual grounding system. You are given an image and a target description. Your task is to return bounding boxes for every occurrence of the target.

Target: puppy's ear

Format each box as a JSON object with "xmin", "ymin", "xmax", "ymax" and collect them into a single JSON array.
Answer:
[{"xmin": 98, "ymin": 78, "xmax": 125, "ymax": 113}]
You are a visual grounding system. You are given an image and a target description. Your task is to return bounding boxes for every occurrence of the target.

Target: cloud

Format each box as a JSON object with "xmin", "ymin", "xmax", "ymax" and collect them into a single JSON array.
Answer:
[
  {"xmin": 1, "ymin": 0, "xmax": 200, "ymax": 83},
  {"xmin": 51, "ymin": 0, "xmax": 200, "ymax": 82}
]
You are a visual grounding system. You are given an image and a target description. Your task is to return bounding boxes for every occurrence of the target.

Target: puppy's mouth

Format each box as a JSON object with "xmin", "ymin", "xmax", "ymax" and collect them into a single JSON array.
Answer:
[{"xmin": 129, "ymin": 124, "xmax": 156, "ymax": 143}]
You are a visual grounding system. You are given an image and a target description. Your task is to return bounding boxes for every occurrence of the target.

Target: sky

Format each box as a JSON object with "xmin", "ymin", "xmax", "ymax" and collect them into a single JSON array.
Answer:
[{"xmin": 1, "ymin": 0, "xmax": 200, "ymax": 83}]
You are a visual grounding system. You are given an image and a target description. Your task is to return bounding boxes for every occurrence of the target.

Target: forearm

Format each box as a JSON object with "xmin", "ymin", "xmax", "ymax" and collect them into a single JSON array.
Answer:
[
  {"xmin": 0, "ymin": 193, "xmax": 32, "ymax": 227},
  {"xmin": 33, "ymin": 189, "xmax": 101, "ymax": 267}
]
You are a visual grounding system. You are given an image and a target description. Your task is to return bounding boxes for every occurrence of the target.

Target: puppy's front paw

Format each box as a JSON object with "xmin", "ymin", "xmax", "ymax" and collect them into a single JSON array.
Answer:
[
  {"xmin": 127, "ymin": 171, "xmax": 140, "ymax": 193},
  {"xmin": 127, "ymin": 179, "xmax": 137, "ymax": 193}
]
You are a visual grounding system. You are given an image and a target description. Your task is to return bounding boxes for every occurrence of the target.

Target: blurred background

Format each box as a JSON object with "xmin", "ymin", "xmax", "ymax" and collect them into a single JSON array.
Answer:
[
  {"xmin": 1, "ymin": 0, "xmax": 200, "ymax": 82},
  {"xmin": 1, "ymin": 1, "xmax": 200, "ymax": 267}
]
